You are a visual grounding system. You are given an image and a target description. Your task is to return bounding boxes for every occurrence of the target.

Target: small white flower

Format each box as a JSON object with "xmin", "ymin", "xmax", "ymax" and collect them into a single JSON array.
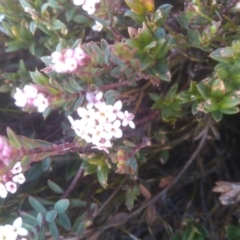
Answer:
[
  {"xmin": 23, "ymin": 85, "xmax": 38, "ymax": 99},
  {"xmin": 86, "ymin": 92, "xmax": 103, "ymax": 109},
  {"xmin": 51, "ymin": 51, "xmax": 62, "ymax": 63},
  {"xmin": 14, "ymin": 88, "xmax": 27, "ymax": 107},
  {"xmin": 53, "ymin": 61, "xmax": 69, "ymax": 73},
  {"xmin": 5, "ymin": 181, "xmax": 17, "ymax": 194},
  {"xmin": 120, "ymin": 110, "xmax": 135, "ymax": 129},
  {"xmin": 0, "ymin": 225, "xmax": 17, "ymax": 240},
  {"xmin": 73, "ymin": 0, "xmax": 85, "ymax": 5},
  {"xmin": 65, "ymin": 57, "xmax": 78, "ymax": 72},
  {"xmin": 12, "ymin": 217, "xmax": 28, "ymax": 236},
  {"xmin": 0, "ymin": 183, "xmax": 7, "ymax": 198},
  {"xmin": 92, "ymin": 139, "xmax": 112, "ymax": 153},
  {"xmin": 94, "ymin": 103, "xmax": 109, "ymax": 125},
  {"xmin": 106, "ymin": 100, "xmax": 124, "ymax": 122},
  {"xmin": 33, "ymin": 93, "xmax": 49, "ymax": 112},
  {"xmin": 74, "ymin": 47, "xmax": 85, "ymax": 61},
  {"xmin": 105, "ymin": 120, "xmax": 123, "ymax": 139},
  {"xmin": 77, "ymin": 107, "xmax": 96, "ymax": 127},
  {"xmin": 82, "ymin": 2, "xmax": 96, "ymax": 15},
  {"xmin": 11, "ymin": 162, "xmax": 22, "ymax": 174},
  {"xmin": 92, "ymin": 21, "xmax": 103, "ymax": 32},
  {"xmin": 12, "ymin": 173, "xmax": 26, "ymax": 184},
  {"xmin": 91, "ymin": 125, "xmax": 106, "ymax": 145}
]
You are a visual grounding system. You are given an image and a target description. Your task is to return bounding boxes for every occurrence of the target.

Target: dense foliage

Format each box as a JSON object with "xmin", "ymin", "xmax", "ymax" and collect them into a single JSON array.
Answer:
[{"xmin": 1, "ymin": 0, "xmax": 240, "ymax": 239}]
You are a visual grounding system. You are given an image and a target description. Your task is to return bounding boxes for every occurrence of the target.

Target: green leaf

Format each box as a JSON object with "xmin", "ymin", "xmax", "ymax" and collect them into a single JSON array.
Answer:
[
  {"xmin": 26, "ymin": 162, "xmax": 44, "ymax": 182},
  {"xmin": 18, "ymin": 210, "xmax": 38, "ymax": 226},
  {"xmin": 46, "ymin": 210, "xmax": 57, "ymax": 222},
  {"xmin": 211, "ymin": 110, "xmax": 223, "ymax": 122},
  {"xmin": 220, "ymin": 106, "xmax": 239, "ymax": 114},
  {"xmin": 219, "ymin": 95, "xmax": 240, "ymax": 109},
  {"xmin": 211, "ymin": 79, "xmax": 226, "ymax": 97},
  {"xmin": 29, "ymin": 196, "xmax": 47, "ymax": 215},
  {"xmin": 149, "ymin": 93, "xmax": 161, "ymax": 102},
  {"xmin": 63, "ymin": 80, "xmax": 77, "ymax": 93},
  {"xmin": 196, "ymin": 82, "xmax": 211, "ymax": 100},
  {"xmin": 38, "ymin": 227, "xmax": 46, "ymax": 240},
  {"xmin": 204, "ymin": 98, "xmax": 218, "ymax": 111},
  {"xmin": 6, "ymin": 127, "xmax": 21, "ymax": 149},
  {"xmin": 49, "ymin": 19, "xmax": 66, "ymax": 30},
  {"xmin": 148, "ymin": 60, "xmax": 171, "ymax": 81},
  {"xmin": 125, "ymin": 186, "xmax": 139, "ymax": 210},
  {"xmin": 124, "ymin": 10, "xmax": 147, "ymax": 23},
  {"xmin": 30, "ymin": 70, "xmax": 48, "ymax": 85},
  {"xmin": 129, "ymin": 156, "xmax": 138, "ymax": 172},
  {"xmin": 226, "ymin": 224, "xmax": 240, "ymax": 240},
  {"xmin": 20, "ymin": 0, "xmax": 33, "ymax": 9},
  {"xmin": 139, "ymin": 55, "xmax": 154, "ymax": 70},
  {"xmin": 167, "ymin": 84, "xmax": 178, "ymax": 98},
  {"xmin": 69, "ymin": 78, "xmax": 83, "ymax": 91},
  {"xmin": 37, "ymin": 213, "xmax": 43, "ymax": 227},
  {"xmin": 97, "ymin": 164, "xmax": 109, "ymax": 188},
  {"xmin": 54, "ymin": 199, "xmax": 70, "ymax": 213},
  {"xmin": 49, "ymin": 221, "xmax": 59, "ymax": 240},
  {"xmin": 48, "ymin": 180, "xmax": 64, "ymax": 194},
  {"xmin": 58, "ymin": 212, "xmax": 71, "ymax": 231},
  {"xmin": 42, "ymin": 157, "xmax": 51, "ymax": 172},
  {"xmin": 210, "ymin": 48, "xmax": 232, "ymax": 63},
  {"xmin": 143, "ymin": 41, "xmax": 157, "ymax": 52}
]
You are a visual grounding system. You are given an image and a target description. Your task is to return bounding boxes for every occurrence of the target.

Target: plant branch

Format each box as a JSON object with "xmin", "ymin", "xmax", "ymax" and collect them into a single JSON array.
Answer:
[
  {"xmin": 128, "ymin": 120, "xmax": 210, "ymax": 219},
  {"xmin": 61, "ymin": 166, "xmax": 85, "ymax": 199}
]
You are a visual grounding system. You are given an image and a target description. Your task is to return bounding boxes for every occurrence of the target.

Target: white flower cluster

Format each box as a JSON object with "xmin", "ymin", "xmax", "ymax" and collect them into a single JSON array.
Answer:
[
  {"xmin": 73, "ymin": 0, "xmax": 100, "ymax": 15},
  {"xmin": 14, "ymin": 85, "xmax": 48, "ymax": 113},
  {"xmin": 0, "ymin": 162, "xmax": 26, "ymax": 198},
  {"xmin": 0, "ymin": 217, "xmax": 28, "ymax": 240},
  {"xmin": 68, "ymin": 91, "xmax": 135, "ymax": 153},
  {"xmin": 51, "ymin": 47, "xmax": 89, "ymax": 74}
]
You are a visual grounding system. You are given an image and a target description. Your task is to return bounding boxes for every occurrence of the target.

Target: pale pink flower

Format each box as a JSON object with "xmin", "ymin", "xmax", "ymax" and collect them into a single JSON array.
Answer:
[
  {"xmin": 33, "ymin": 93, "xmax": 49, "ymax": 112},
  {"xmin": 65, "ymin": 57, "xmax": 78, "ymax": 72},
  {"xmin": 14, "ymin": 88, "xmax": 27, "ymax": 107},
  {"xmin": 5, "ymin": 181, "xmax": 17, "ymax": 194},
  {"xmin": 86, "ymin": 92, "xmax": 103, "ymax": 109},
  {"xmin": 74, "ymin": 47, "xmax": 86, "ymax": 62},
  {"xmin": 12, "ymin": 173, "xmax": 25, "ymax": 184},
  {"xmin": 51, "ymin": 51, "xmax": 63, "ymax": 63},
  {"xmin": 0, "ymin": 183, "xmax": 7, "ymax": 198},
  {"xmin": 64, "ymin": 49, "xmax": 74, "ymax": 58},
  {"xmin": 120, "ymin": 111, "xmax": 135, "ymax": 129},
  {"xmin": 11, "ymin": 162, "xmax": 22, "ymax": 174},
  {"xmin": 23, "ymin": 85, "xmax": 38, "ymax": 99},
  {"xmin": 53, "ymin": 61, "xmax": 69, "ymax": 73}
]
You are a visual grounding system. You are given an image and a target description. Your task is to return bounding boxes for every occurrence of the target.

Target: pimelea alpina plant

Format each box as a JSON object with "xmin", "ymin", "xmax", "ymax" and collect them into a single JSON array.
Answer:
[{"xmin": 2, "ymin": 0, "xmax": 240, "ymax": 239}]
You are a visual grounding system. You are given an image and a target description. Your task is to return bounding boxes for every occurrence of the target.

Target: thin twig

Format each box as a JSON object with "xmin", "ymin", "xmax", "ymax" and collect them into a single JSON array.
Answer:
[
  {"xmin": 61, "ymin": 166, "xmax": 84, "ymax": 199},
  {"xmin": 128, "ymin": 121, "xmax": 210, "ymax": 219},
  {"xmin": 94, "ymin": 177, "xmax": 128, "ymax": 218}
]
